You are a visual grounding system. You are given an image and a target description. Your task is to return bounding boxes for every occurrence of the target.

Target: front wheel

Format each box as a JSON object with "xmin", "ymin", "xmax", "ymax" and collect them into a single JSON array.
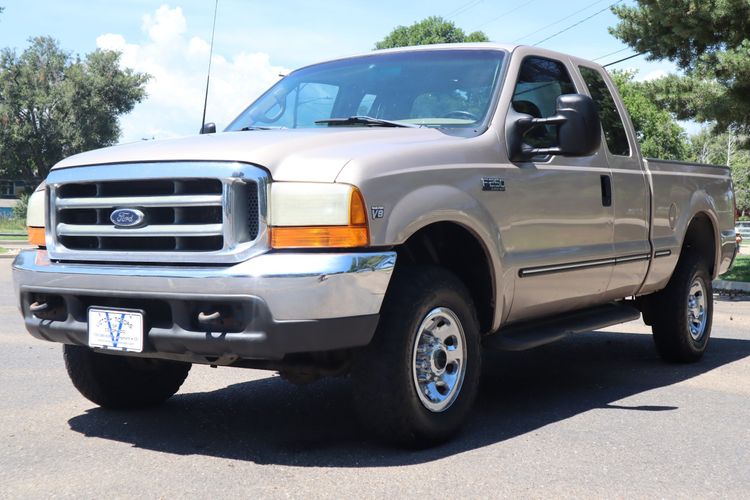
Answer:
[
  {"xmin": 651, "ymin": 252, "xmax": 713, "ymax": 363},
  {"xmin": 63, "ymin": 345, "xmax": 191, "ymax": 409},
  {"xmin": 351, "ymin": 266, "xmax": 481, "ymax": 447}
]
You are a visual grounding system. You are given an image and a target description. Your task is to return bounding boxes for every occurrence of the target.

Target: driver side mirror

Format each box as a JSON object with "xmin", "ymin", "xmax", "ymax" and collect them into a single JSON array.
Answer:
[{"xmin": 506, "ymin": 93, "xmax": 601, "ymax": 162}]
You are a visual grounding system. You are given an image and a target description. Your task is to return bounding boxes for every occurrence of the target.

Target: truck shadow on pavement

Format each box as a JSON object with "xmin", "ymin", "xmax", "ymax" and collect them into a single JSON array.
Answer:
[{"xmin": 68, "ymin": 331, "xmax": 750, "ymax": 467}]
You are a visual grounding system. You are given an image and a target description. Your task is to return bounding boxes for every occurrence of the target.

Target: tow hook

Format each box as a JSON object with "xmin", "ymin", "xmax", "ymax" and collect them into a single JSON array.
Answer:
[{"xmin": 198, "ymin": 311, "xmax": 222, "ymax": 324}]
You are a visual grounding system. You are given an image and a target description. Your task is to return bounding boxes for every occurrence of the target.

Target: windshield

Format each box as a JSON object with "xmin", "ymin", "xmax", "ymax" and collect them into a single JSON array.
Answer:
[{"xmin": 226, "ymin": 49, "xmax": 506, "ymax": 132}]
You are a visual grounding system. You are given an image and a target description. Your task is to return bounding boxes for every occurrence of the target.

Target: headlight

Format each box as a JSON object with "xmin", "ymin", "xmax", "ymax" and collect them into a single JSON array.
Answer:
[
  {"xmin": 27, "ymin": 182, "xmax": 46, "ymax": 247},
  {"xmin": 269, "ymin": 182, "xmax": 369, "ymax": 248}
]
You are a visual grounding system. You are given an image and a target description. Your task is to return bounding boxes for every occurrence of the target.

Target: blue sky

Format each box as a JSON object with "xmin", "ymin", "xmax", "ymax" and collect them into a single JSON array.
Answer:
[{"xmin": 0, "ymin": 0, "xmax": 683, "ymax": 142}]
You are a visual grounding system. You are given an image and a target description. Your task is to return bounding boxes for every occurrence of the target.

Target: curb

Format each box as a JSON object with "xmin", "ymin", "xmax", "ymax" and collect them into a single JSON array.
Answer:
[
  {"xmin": 713, "ymin": 279, "xmax": 750, "ymax": 294},
  {"xmin": 0, "ymin": 250, "xmax": 19, "ymax": 260}
]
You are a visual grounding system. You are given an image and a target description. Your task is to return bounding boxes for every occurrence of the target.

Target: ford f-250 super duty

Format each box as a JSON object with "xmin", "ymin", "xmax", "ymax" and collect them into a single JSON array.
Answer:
[{"xmin": 14, "ymin": 43, "xmax": 737, "ymax": 447}]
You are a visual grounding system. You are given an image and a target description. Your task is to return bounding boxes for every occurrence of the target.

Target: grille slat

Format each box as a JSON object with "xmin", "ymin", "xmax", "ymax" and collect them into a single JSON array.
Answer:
[
  {"xmin": 57, "ymin": 223, "xmax": 223, "ymax": 238},
  {"xmin": 56, "ymin": 194, "xmax": 222, "ymax": 209}
]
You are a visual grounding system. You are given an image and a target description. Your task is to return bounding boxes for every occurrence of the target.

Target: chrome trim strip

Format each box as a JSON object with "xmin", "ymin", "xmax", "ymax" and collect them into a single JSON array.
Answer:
[
  {"xmin": 57, "ymin": 223, "xmax": 223, "ymax": 238},
  {"xmin": 519, "ymin": 253, "xmax": 652, "ymax": 278},
  {"xmin": 56, "ymin": 194, "xmax": 222, "ymax": 209},
  {"xmin": 13, "ymin": 249, "xmax": 396, "ymax": 321},
  {"xmin": 654, "ymin": 249, "xmax": 672, "ymax": 258}
]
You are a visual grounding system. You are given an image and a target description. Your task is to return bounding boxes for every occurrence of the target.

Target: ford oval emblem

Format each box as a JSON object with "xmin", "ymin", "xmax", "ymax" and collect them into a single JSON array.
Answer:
[{"xmin": 110, "ymin": 208, "xmax": 145, "ymax": 228}]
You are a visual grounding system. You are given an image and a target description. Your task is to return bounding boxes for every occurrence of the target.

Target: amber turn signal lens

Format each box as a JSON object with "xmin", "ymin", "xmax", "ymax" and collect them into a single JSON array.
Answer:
[
  {"xmin": 271, "ymin": 226, "xmax": 369, "ymax": 248},
  {"xmin": 349, "ymin": 188, "xmax": 367, "ymax": 226},
  {"xmin": 28, "ymin": 227, "xmax": 45, "ymax": 247}
]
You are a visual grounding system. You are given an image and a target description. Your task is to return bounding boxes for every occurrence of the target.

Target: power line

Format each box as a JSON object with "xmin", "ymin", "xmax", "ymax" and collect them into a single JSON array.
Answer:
[
  {"xmin": 512, "ymin": 0, "xmax": 609, "ymax": 43},
  {"xmin": 472, "ymin": 0, "xmax": 540, "ymax": 30},
  {"xmin": 602, "ymin": 51, "xmax": 645, "ymax": 67},
  {"xmin": 445, "ymin": 0, "xmax": 483, "ymax": 20},
  {"xmin": 592, "ymin": 47, "xmax": 630, "ymax": 61},
  {"xmin": 533, "ymin": 0, "xmax": 623, "ymax": 46}
]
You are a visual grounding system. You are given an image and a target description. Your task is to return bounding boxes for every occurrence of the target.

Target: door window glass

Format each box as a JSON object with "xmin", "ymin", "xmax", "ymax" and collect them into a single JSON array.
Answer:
[
  {"xmin": 578, "ymin": 66, "xmax": 631, "ymax": 156},
  {"xmin": 512, "ymin": 57, "xmax": 576, "ymax": 148}
]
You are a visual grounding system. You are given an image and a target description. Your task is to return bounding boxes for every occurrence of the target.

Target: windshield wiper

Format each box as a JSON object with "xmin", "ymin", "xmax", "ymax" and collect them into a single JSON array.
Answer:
[
  {"xmin": 240, "ymin": 126, "xmax": 278, "ymax": 131},
  {"xmin": 314, "ymin": 116, "xmax": 420, "ymax": 128}
]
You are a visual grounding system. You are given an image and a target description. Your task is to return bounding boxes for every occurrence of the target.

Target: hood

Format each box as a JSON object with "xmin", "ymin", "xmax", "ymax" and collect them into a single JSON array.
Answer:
[{"xmin": 52, "ymin": 128, "xmax": 456, "ymax": 183}]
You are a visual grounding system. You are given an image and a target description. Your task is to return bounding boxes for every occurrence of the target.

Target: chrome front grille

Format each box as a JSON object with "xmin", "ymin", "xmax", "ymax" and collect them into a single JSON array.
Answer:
[{"xmin": 46, "ymin": 162, "xmax": 268, "ymax": 264}]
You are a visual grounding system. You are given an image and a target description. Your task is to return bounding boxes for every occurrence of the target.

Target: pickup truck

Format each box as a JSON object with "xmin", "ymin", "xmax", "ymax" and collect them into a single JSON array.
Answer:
[{"xmin": 14, "ymin": 43, "xmax": 737, "ymax": 447}]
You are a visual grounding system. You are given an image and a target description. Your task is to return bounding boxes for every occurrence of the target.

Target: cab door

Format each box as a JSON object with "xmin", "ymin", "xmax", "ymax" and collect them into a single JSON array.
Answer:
[
  {"xmin": 496, "ymin": 54, "xmax": 616, "ymax": 322},
  {"xmin": 577, "ymin": 64, "xmax": 650, "ymax": 299}
]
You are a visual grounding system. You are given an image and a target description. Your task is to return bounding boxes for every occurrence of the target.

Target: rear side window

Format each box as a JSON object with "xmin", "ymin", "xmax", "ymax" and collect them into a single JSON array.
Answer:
[
  {"xmin": 578, "ymin": 66, "xmax": 631, "ymax": 156},
  {"xmin": 512, "ymin": 56, "xmax": 576, "ymax": 148}
]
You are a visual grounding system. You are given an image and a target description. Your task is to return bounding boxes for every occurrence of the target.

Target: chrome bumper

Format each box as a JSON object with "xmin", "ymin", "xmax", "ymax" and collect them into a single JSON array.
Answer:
[
  {"xmin": 12, "ymin": 249, "xmax": 396, "ymax": 361},
  {"xmin": 13, "ymin": 249, "xmax": 395, "ymax": 320}
]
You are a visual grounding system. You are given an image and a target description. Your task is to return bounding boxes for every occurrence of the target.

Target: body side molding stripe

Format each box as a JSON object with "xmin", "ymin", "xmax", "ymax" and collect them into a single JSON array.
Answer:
[{"xmin": 519, "ymin": 253, "xmax": 652, "ymax": 278}]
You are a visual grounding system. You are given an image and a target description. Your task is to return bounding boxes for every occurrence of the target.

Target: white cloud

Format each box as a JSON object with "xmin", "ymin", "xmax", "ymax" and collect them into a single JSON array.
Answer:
[
  {"xmin": 97, "ymin": 4, "xmax": 287, "ymax": 143},
  {"xmin": 639, "ymin": 69, "xmax": 668, "ymax": 82}
]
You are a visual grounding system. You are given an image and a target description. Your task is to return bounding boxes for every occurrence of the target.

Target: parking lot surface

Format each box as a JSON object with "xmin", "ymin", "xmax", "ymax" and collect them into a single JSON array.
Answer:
[{"xmin": 1, "ymin": 259, "xmax": 749, "ymax": 498}]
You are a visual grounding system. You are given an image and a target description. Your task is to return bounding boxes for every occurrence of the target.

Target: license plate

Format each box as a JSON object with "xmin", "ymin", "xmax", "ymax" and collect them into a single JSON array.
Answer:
[{"xmin": 88, "ymin": 307, "xmax": 144, "ymax": 352}]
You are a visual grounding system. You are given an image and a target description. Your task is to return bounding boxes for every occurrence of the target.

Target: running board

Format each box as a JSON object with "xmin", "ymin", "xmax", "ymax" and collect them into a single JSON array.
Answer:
[{"xmin": 483, "ymin": 302, "xmax": 641, "ymax": 352}]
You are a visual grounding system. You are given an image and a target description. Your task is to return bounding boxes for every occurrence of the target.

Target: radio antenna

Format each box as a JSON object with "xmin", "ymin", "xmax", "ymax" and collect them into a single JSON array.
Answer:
[{"xmin": 200, "ymin": 0, "xmax": 219, "ymax": 133}]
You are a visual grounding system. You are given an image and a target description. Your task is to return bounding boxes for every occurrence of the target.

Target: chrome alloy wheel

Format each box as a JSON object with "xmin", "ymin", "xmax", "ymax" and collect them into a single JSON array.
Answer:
[
  {"xmin": 411, "ymin": 307, "xmax": 467, "ymax": 412},
  {"xmin": 687, "ymin": 276, "xmax": 708, "ymax": 341}
]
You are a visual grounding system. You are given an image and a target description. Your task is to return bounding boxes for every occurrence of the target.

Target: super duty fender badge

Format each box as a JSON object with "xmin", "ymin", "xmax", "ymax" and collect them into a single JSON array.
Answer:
[
  {"xmin": 481, "ymin": 177, "xmax": 505, "ymax": 192},
  {"xmin": 371, "ymin": 206, "xmax": 385, "ymax": 219}
]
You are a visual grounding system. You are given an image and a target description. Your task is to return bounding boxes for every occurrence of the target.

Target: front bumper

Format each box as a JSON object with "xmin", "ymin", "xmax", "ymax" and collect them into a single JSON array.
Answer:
[{"xmin": 13, "ymin": 249, "xmax": 396, "ymax": 362}]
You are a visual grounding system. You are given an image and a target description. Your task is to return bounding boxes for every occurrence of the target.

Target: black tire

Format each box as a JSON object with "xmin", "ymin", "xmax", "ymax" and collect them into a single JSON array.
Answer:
[
  {"xmin": 651, "ymin": 251, "xmax": 713, "ymax": 363},
  {"xmin": 351, "ymin": 266, "xmax": 481, "ymax": 447},
  {"xmin": 63, "ymin": 345, "xmax": 191, "ymax": 409}
]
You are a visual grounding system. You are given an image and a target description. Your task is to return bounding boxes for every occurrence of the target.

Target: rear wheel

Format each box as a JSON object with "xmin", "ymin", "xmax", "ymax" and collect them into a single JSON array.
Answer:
[
  {"xmin": 651, "ymin": 252, "xmax": 713, "ymax": 363},
  {"xmin": 351, "ymin": 266, "xmax": 481, "ymax": 447},
  {"xmin": 63, "ymin": 345, "xmax": 191, "ymax": 409}
]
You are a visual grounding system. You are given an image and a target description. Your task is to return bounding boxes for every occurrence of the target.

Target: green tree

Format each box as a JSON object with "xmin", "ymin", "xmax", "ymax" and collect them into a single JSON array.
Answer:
[
  {"xmin": 375, "ymin": 16, "xmax": 489, "ymax": 49},
  {"xmin": 690, "ymin": 128, "xmax": 750, "ymax": 214},
  {"xmin": 0, "ymin": 36, "xmax": 149, "ymax": 180},
  {"xmin": 610, "ymin": 0, "xmax": 750, "ymax": 137},
  {"xmin": 611, "ymin": 70, "xmax": 689, "ymax": 160}
]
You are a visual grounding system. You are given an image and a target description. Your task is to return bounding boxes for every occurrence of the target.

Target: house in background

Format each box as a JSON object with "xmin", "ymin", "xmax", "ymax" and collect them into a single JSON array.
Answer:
[{"xmin": 0, "ymin": 179, "xmax": 38, "ymax": 219}]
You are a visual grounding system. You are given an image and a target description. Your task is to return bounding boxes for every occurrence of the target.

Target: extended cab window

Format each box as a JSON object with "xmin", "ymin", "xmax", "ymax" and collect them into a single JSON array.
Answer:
[
  {"xmin": 578, "ymin": 66, "xmax": 631, "ymax": 156},
  {"xmin": 512, "ymin": 56, "xmax": 576, "ymax": 148}
]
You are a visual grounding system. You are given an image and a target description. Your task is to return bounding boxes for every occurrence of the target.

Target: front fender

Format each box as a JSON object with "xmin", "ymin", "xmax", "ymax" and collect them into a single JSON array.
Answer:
[{"xmin": 384, "ymin": 184, "xmax": 510, "ymax": 330}]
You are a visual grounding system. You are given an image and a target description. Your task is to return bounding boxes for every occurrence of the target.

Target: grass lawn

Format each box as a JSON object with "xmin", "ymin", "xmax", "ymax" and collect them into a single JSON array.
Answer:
[
  {"xmin": 0, "ymin": 247, "xmax": 8, "ymax": 254},
  {"xmin": 720, "ymin": 253, "xmax": 750, "ymax": 282},
  {"xmin": 0, "ymin": 217, "xmax": 26, "ymax": 234}
]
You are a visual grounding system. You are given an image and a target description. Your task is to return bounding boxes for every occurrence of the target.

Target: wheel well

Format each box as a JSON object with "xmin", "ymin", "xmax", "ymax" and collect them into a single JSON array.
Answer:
[
  {"xmin": 395, "ymin": 222, "xmax": 494, "ymax": 333},
  {"xmin": 680, "ymin": 212, "xmax": 716, "ymax": 275}
]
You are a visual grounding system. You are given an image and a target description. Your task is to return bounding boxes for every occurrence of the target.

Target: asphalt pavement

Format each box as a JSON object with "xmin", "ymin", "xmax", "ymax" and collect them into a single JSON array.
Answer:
[{"xmin": 1, "ymin": 258, "xmax": 749, "ymax": 498}]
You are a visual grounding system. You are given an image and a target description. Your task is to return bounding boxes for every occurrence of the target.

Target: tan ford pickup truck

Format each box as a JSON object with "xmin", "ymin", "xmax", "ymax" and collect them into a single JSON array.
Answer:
[{"xmin": 15, "ymin": 43, "xmax": 737, "ymax": 447}]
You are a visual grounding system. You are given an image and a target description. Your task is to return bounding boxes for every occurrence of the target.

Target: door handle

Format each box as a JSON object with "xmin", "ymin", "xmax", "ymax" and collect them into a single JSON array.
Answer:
[{"xmin": 600, "ymin": 175, "xmax": 612, "ymax": 207}]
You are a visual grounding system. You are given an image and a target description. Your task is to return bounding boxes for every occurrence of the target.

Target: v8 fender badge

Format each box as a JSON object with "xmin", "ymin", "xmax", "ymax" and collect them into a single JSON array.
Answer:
[
  {"xmin": 481, "ymin": 177, "xmax": 506, "ymax": 192},
  {"xmin": 371, "ymin": 206, "xmax": 385, "ymax": 219}
]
